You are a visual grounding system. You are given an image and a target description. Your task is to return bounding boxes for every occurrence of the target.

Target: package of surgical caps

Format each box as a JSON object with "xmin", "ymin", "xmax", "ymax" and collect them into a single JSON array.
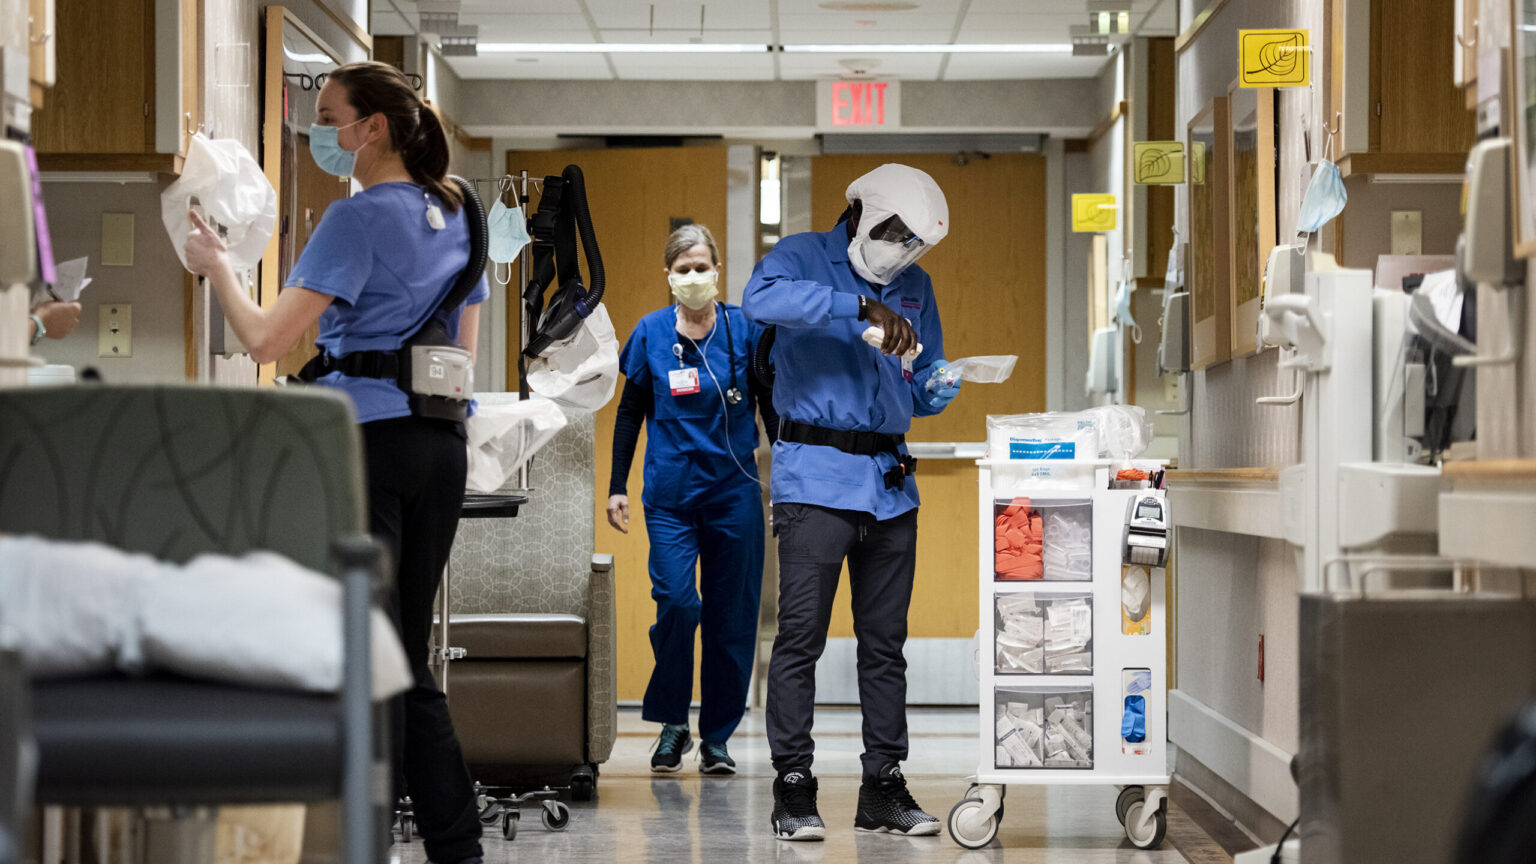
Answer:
[
  {"xmin": 995, "ymin": 690, "xmax": 1094, "ymax": 769},
  {"xmin": 994, "ymin": 593, "xmax": 1093, "ymax": 674}
]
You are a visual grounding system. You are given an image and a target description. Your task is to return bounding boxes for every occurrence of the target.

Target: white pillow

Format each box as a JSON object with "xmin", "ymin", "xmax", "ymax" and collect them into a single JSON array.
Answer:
[
  {"xmin": 0, "ymin": 536, "xmax": 158, "ymax": 678},
  {"xmin": 139, "ymin": 551, "xmax": 411, "ymax": 699}
]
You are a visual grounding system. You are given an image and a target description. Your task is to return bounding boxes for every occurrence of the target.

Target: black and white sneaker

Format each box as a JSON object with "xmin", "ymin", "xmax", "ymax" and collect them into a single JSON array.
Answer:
[
  {"xmin": 650, "ymin": 724, "xmax": 693, "ymax": 773},
  {"xmin": 700, "ymin": 741, "xmax": 737, "ymax": 775},
  {"xmin": 854, "ymin": 763, "xmax": 941, "ymax": 836},
  {"xmin": 771, "ymin": 768, "xmax": 826, "ymax": 841}
]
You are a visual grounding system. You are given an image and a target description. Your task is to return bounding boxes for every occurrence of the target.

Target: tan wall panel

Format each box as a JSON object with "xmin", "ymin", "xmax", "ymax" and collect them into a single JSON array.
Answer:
[
  {"xmin": 508, "ymin": 147, "xmax": 730, "ymax": 702},
  {"xmin": 807, "ymin": 153, "xmax": 1048, "ymax": 640}
]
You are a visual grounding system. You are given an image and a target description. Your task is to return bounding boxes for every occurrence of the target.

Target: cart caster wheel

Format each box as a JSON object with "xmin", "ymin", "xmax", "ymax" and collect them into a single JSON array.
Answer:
[
  {"xmin": 571, "ymin": 771, "xmax": 595, "ymax": 802},
  {"xmin": 501, "ymin": 810, "xmax": 519, "ymax": 841},
  {"xmin": 1123, "ymin": 798, "xmax": 1167, "ymax": 849},
  {"xmin": 541, "ymin": 800, "xmax": 571, "ymax": 831},
  {"xmin": 1115, "ymin": 785, "xmax": 1144, "ymax": 826},
  {"xmin": 963, "ymin": 784, "xmax": 1004, "ymax": 821},
  {"xmin": 478, "ymin": 799, "xmax": 502, "ymax": 826},
  {"xmin": 398, "ymin": 815, "xmax": 413, "ymax": 843},
  {"xmin": 947, "ymin": 798, "xmax": 1000, "ymax": 850}
]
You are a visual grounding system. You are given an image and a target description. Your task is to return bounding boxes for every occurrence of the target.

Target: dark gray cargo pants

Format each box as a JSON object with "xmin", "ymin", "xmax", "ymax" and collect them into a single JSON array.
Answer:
[{"xmin": 766, "ymin": 502, "xmax": 919, "ymax": 781}]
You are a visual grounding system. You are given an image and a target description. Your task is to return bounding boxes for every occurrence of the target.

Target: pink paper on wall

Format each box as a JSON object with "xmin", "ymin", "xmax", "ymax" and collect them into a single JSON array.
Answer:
[{"xmin": 23, "ymin": 145, "xmax": 55, "ymax": 285}]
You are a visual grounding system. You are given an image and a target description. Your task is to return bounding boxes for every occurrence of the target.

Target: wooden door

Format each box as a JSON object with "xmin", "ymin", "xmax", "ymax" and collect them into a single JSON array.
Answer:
[
  {"xmin": 808, "ymin": 153, "xmax": 1049, "ymax": 641},
  {"xmin": 507, "ymin": 146, "xmax": 730, "ymax": 702},
  {"xmin": 32, "ymin": 0, "xmax": 153, "ymax": 154}
]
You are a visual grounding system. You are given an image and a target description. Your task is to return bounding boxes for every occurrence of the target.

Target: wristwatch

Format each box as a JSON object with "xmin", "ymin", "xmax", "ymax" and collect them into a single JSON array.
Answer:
[
  {"xmin": 29, "ymin": 313, "xmax": 45, "ymax": 345},
  {"xmin": 857, "ymin": 294, "xmax": 869, "ymax": 321}
]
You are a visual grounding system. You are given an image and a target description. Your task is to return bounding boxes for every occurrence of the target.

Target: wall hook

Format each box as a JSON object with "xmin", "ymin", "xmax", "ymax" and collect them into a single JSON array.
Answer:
[
  {"xmin": 1457, "ymin": 18, "xmax": 1477, "ymax": 48},
  {"xmin": 1322, "ymin": 111, "xmax": 1341, "ymax": 136}
]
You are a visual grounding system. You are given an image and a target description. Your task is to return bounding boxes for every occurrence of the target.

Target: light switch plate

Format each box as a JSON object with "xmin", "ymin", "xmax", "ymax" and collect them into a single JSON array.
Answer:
[
  {"xmin": 1390, "ymin": 210, "xmax": 1422, "ymax": 255},
  {"xmin": 99, "ymin": 303, "xmax": 132, "ymax": 357},
  {"xmin": 101, "ymin": 213, "xmax": 134, "ymax": 266}
]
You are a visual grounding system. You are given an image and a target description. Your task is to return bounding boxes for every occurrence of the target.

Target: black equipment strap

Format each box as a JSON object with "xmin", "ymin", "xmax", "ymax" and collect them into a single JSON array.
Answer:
[
  {"xmin": 296, "ymin": 176, "xmax": 486, "ymax": 383},
  {"xmin": 778, "ymin": 419, "xmax": 905, "ymax": 458}
]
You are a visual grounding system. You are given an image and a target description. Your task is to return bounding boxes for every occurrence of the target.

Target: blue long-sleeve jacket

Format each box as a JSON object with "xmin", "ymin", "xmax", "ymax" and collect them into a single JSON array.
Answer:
[{"xmin": 742, "ymin": 223, "xmax": 948, "ymax": 519}]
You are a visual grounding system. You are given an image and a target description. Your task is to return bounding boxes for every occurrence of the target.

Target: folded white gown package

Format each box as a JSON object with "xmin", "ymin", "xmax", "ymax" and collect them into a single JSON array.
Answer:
[
  {"xmin": 0, "ymin": 535, "xmax": 410, "ymax": 699},
  {"xmin": 161, "ymin": 133, "xmax": 278, "ymax": 273},
  {"xmin": 465, "ymin": 393, "xmax": 568, "ymax": 493}
]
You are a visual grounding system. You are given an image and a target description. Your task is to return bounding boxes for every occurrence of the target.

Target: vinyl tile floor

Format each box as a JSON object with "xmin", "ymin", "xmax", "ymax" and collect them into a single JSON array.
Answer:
[{"xmin": 389, "ymin": 706, "xmax": 1217, "ymax": 864}]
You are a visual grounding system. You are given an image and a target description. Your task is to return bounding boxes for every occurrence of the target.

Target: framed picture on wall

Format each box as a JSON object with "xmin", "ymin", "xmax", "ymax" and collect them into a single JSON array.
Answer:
[
  {"xmin": 1510, "ymin": 2, "xmax": 1536, "ymax": 256},
  {"xmin": 1187, "ymin": 97, "xmax": 1231, "ymax": 370},
  {"xmin": 1226, "ymin": 79, "xmax": 1277, "ymax": 357}
]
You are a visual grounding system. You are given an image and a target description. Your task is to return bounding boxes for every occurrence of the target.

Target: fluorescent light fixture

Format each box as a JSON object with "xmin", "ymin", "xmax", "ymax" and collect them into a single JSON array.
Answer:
[
  {"xmin": 283, "ymin": 46, "xmax": 333, "ymax": 64},
  {"xmin": 479, "ymin": 42, "xmax": 770, "ymax": 54},
  {"xmin": 782, "ymin": 43, "xmax": 1072, "ymax": 53}
]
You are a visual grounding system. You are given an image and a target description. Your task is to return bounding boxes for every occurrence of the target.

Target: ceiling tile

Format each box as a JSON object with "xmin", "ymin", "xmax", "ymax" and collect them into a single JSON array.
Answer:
[
  {"xmin": 448, "ymin": 54, "xmax": 614, "ymax": 80},
  {"xmin": 776, "ymin": 52, "xmax": 943, "ymax": 80},
  {"xmin": 608, "ymin": 52, "xmax": 777, "ymax": 80},
  {"xmin": 941, "ymin": 52, "xmax": 1109, "ymax": 80}
]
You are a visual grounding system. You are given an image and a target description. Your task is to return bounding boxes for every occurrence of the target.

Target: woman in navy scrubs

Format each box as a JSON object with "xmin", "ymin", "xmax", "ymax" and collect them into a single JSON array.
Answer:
[{"xmin": 606, "ymin": 224, "xmax": 777, "ymax": 775}]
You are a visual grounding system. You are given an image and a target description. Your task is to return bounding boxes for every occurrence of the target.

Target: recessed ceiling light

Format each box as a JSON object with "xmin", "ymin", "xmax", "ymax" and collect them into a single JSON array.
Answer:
[
  {"xmin": 819, "ymin": 2, "xmax": 919, "ymax": 10},
  {"xmin": 478, "ymin": 42, "xmax": 770, "ymax": 54},
  {"xmin": 783, "ymin": 43, "xmax": 1072, "ymax": 53}
]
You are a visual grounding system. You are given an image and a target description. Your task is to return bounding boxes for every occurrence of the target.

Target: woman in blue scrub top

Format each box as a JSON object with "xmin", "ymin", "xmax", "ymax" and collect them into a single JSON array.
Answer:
[
  {"xmin": 184, "ymin": 62, "xmax": 487, "ymax": 864},
  {"xmin": 607, "ymin": 224, "xmax": 778, "ymax": 775}
]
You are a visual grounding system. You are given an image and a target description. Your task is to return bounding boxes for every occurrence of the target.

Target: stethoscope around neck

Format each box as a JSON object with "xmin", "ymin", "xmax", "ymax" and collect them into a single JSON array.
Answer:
[{"xmin": 673, "ymin": 302, "xmax": 744, "ymax": 405}]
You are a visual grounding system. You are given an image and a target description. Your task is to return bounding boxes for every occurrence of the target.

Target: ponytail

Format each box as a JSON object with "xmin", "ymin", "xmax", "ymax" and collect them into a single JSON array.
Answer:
[
  {"xmin": 328, "ymin": 61, "xmax": 463, "ymax": 212},
  {"xmin": 406, "ymin": 104, "xmax": 461, "ymax": 211}
]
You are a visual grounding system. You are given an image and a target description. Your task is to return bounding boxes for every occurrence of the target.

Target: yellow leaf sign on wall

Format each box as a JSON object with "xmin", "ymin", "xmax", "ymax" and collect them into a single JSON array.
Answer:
[
  {"xmin": 1072, "ymin": 194, "xmax": 1118, "ymax": 232},
  {"xmin": 1134, "ymin": 141, "xmax": 1185, "ymax": 185},
  {"xmin": 1239, "ymin": 29, "xmax": 1309, "ymax": 87}
]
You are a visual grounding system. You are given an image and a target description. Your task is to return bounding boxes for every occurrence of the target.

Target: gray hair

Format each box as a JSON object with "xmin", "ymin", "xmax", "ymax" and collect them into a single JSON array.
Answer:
[{"xmin": 664, "ymin": 223, "xmax": 720, "ymax": 268}]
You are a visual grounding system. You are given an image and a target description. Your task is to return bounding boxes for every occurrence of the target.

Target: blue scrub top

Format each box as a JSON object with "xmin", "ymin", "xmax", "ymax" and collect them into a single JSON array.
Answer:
[
  {"xmin": 619, "ymin": 302, "xmax": 765, "ymax": 510},
  {"xmin": 286, "ymin": 181, "xmax": 489, "ymax": 424},
  {"xmin": 742, "ymin": 224, "xmax": 947, "ymax": 520}
]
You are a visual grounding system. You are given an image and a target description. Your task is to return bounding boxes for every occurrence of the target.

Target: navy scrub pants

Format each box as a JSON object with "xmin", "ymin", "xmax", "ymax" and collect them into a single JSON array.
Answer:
[
  {"xmin": 766, "ymin": 502, "xmax": 919, "ymax": 781},
  {"xmin": 641, "ymin": 479, "xmax": 764, "ymax": 744}
]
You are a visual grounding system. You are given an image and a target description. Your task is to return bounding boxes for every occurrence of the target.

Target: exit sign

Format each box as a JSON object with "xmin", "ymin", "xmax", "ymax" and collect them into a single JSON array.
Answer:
[{"xmin": 817, "ymin": 79, "xmax": 902, "ymax": 130}]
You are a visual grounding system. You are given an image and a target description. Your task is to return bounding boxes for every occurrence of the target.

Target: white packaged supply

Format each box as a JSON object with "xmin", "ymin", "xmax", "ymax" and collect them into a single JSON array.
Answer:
[
  {"xmin": 988, "ymin": 413, "xmax": 1098, "ymax": 461},
  {"xmin": 1047, "ymin": 651, "xmax": 1092, "ymax": 673}
]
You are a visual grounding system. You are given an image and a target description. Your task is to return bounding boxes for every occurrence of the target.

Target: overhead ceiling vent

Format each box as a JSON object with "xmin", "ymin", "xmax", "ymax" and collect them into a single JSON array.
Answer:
[
  {"xmin": 1069, "ymin": 25, "xmax": 1112, "ymax": 57},
  {"xmin": 418, "ymin": 0, "xmax": 461, "ymax": 34}
]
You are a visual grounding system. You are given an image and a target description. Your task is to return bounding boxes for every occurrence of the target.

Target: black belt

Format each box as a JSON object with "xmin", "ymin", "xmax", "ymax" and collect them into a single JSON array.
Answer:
[
  {"xmin": 296, "ymin": 350, "xmax": 400, "ymax": 382},
  {"xmin": 778, "ymin": 419, "xmax": 916, "ymax": 490}
]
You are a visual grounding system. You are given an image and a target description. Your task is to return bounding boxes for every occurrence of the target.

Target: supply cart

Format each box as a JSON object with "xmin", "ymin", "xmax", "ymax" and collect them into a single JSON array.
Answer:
[{"xmin": 947, "ymin": 458, "xmax": 1170, "ymax": 850}]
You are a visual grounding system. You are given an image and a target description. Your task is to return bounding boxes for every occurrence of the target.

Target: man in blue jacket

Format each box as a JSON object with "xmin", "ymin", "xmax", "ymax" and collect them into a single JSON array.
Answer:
[{"xmin": 743, "ymin": 163, "xmax": 961, "ymax": 841}]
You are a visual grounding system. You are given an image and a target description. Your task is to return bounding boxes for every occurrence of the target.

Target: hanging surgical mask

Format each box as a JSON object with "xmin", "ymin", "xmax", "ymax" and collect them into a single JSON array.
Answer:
[
  {"xmin": 486, "ymin": 198, "xmax": 531, "ymax": 284},
  {"xmin": 1297, "ymin": 158, "xmax": 1347, "ymax": 234},
  {"xmin": 308, "ymin": 117, "xmax": 369, "ymax": 179},
  {"xmin": 668, "ymin": 270, "xmax": 719, "ymax": 310},
  {"xmin": 1113, "ymin": 278, "xmax": 1142, "ymax": 343}
]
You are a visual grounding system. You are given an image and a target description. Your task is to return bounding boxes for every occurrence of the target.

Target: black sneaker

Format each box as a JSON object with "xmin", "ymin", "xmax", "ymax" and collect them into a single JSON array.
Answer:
[
  {"xmin": 650, "ymin": 724, "xmax": 693, "ymax": 773},
  {"xmin": 854, "ymin": 763, "xmax": 940, "ymax": 836},
  {"xmin": 700, "ymin": 740, "xmax": 737, "ymax": 775},
  {"xmin": 771, "ymin": 768, "xmax": 826, "ymax": 841}
]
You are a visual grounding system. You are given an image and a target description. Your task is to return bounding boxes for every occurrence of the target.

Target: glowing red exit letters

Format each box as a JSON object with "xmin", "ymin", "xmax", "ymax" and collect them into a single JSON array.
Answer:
[{"xmin": 830, "ymin": 81, "xmax": 889, "ymax": 127}]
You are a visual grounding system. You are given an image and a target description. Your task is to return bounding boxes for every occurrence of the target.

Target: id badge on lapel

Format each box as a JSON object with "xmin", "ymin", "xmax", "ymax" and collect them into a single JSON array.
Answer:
[{"xmin": 669, "ymin": 367, "xmax": 701, "ymax": 396}]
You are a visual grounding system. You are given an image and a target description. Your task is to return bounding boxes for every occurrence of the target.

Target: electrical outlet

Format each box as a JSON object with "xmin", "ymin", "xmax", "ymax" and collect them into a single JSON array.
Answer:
[
  {"xmin": 99, "ymin": 304, "xmax": 132, "ymax": 357},
  {"xmin": 1390, "ymin": 210, "xmax": 1422, "ymax": 255}
]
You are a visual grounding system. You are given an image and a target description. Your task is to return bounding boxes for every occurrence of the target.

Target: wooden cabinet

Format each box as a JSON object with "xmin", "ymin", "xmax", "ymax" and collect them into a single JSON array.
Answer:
[
  {"xmin": 1330, "ymin": 0, "xmax": 1475, "ymax": 177},
  {"xmin": 27, "ymin": 0, "xmax": 53, "ymax": 107},
  {"xmin": 30, "ymin": 0, "xmax": 198, "ymax": 173}
]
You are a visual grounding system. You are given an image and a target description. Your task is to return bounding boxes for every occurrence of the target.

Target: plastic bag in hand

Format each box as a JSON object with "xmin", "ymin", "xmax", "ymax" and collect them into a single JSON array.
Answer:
[{"xmin": 161, "ymin": 133, "xmax": 278, "ymax": 272}]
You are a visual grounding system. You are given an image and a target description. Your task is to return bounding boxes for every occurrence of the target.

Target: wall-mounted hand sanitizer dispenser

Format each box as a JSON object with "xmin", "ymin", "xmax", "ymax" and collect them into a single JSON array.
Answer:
[
  {"xmin": 0, "ymin": 141, "xmax": 37, "ymax": 285},
  {"xmin": 1259, "ymin": 244, "xmax": 1306, "ymax": 348},
  {"xmin": 1157, "ymin": 292, "xmax": 1189, "ymax": 374},
  {"xmin": 1087, "ymin": 325, "xmax": 1119, "ymax": 398},
  {"xmin": 1460, "ymin": 138, "xmax": 1521, "ymax": 287}
]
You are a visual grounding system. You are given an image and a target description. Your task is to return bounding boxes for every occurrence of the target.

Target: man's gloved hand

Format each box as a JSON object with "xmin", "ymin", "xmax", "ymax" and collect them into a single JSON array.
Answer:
[{"xmin": 919, "ymin": 361, "xmax": 961, "ymax": 411}]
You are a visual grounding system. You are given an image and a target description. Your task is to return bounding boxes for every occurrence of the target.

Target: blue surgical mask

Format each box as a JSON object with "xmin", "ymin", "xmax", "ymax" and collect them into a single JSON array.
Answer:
[
  {"xmin": 487, "ymin": 198, "xmax": 531, "ymax": 264},
  {"xmin": 1297, "ymin": 159, "xmax": 1347, "ymax": 234},
  {"xmin": 308, "ymin": 116, "xmax": 368, "ymax": 178}
]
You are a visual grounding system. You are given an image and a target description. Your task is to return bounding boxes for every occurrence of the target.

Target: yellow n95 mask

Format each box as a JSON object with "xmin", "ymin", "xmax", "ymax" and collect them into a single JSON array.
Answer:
[{"xmin": 669, "ymin": 270, "xmax": 719, "ymax": 310}]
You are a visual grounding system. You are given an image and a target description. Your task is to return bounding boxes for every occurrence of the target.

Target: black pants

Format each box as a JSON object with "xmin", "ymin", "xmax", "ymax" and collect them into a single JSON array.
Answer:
[
  {"xmin": 766, "ymin": 502, "xmax": 919, "ymax": 781},
  {"xmin": 363, "ymin": 417, "xmax": 481, "ymax": 864}
]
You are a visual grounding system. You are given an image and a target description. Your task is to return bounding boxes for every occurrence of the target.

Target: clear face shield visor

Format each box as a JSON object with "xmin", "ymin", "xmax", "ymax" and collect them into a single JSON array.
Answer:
[{"xmin": 857, "ymin": 213, "xmax": 932, "ymax": 282}]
